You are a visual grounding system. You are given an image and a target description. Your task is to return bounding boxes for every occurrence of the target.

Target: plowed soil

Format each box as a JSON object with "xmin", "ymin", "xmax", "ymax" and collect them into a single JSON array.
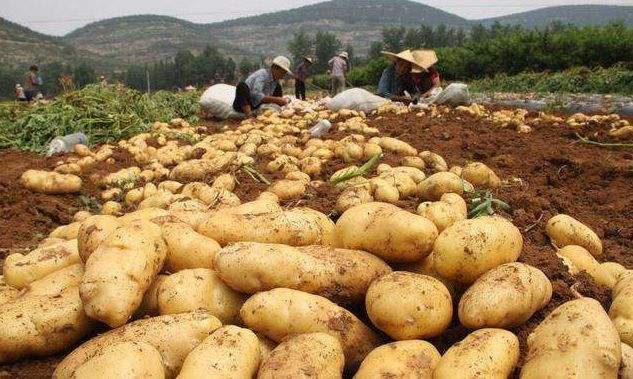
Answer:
[{"xmin": 0, "ymin": 108, "xmax": 631, "ymax": 378}]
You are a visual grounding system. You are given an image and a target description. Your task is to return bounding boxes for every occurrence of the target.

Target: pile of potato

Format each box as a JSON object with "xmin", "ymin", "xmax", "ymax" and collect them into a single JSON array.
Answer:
[{"xmin": 10, "ymin": 103, "xmax": 633, "ymax": 378}]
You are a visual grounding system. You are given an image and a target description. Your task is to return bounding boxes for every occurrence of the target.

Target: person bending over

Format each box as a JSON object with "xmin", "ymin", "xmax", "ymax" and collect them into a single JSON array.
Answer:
[
  {"xmin": 233, "ymin": 56, "xmax": 292, "ymax": 117},
  {"xmin": 377, "ymin": 50, "xmax": 421, "ymax": 105}
]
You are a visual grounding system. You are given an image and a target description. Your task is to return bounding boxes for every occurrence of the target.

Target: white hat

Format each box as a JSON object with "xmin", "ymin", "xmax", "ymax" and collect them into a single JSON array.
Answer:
[
  {"xmin": 411, "ymin": 50, "xmax": 438, "ymax": 73},
  {"xmin": 272, "ymin": 56, "xmax": 293, "ymax": 75},
  {"xmin": 339, "ymin": 52, "xmax": 349, "ymax": 59}
]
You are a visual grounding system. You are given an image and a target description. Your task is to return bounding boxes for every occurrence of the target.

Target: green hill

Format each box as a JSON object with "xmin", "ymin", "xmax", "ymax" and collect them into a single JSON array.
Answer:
[{"xmin": 476, "ymin": 5, "xmax": 633, "ymax": 28}]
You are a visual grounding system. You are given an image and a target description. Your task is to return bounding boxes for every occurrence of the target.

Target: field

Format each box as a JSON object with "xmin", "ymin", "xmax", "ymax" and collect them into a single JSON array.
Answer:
[{"xmin": 0, "ymin": 93, "xmax": 632, "ymax": 377}]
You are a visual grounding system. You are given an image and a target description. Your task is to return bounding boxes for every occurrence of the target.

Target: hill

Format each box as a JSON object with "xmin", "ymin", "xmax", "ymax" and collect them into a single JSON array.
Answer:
[{"xmin": 477, "ymin": 5, "xmax": 633, "ymax": 28}]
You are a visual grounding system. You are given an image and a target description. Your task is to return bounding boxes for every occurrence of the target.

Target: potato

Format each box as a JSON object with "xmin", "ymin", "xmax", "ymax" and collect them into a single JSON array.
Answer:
[
  {"xmin": 462, "ymin": 162, "xmax": 501, "ymax": 189},
  {"xmin": 354, "ymin": 340, "xmax": 440, "ymax": 379},
  {"xmin": 439, "ymin": 193, "xmax": 468, "ymax": 216},
  {"xmin": 215, "ymin": 242, "xmax": 391, "ymax": 305},
  {"xmin": 240, "ymin": 288, "xmax": 382, "ymax": 369},
  {"xmin": 138, "ymin": 191, "xmax": 179, "ymax": 210},
  {"xmin": 80, "ymin": 220, "xmax": 168, "ymax": 327},
  {"xmin": 54, "ymin": 312, "xmax": 222, "ymax": 379},
  {"xmin": 168, "ymin": 200, "xmax": 209, "ymax": 229},
  {"xmin": 546, "ymin": 214, "xmax": 602, "ymax": 257},
  {"xmin": 610, "ymin": 272, "xmax": 633, "ymax": 346},
  {"xmin": 4, "ymin": 239, "xmax": 79, "ymax": 288},
  {"xmin": 402, "ymin": 156, "xmax": 426, "ymax": 170},
  {"xmin": 0, "ymin": 276, "xmax": 19, "ymax": 306},
  {"xmin": 417, "ymin": 196, "xmax": 467, "ymax": 232},
  {"xmin": 622, "ymin": 343, "xmax": 633, "ymax": 379},
  {"xmin": 256, "ymin": 333, "xmax": 276, "ymax": 365},
  {"xmin": 432, "ymin": 216, "xmax": 523, "ymax": 284},
  {"xmin": 269, "ymin": 179, "xmax": 307, "ymax": 200},
  {"xmin": 336, "ymin": 187, "xmax": 374, "ymax": 213},
  {"xmin": 372, "ymin": 179, "xmax": 400, "ymax": 203},
  {"xmin": 602, "ymin": 262, "xmax": 627, "ymax": 285},
  {"xmin": 50, "ymin": 221, "xmax": 82, "ymax": 240},
  {"xmin": 161, "ymin": 222, "xmax": 220, "ymax": 272},
  {"xmin": 419, "ymin": 151, "xmax": 447, "ymax": 173},
  {"xmin": 157, "ymin": 269, "xmax": 245, "ymax": 324},
  {"xmin": 73, "ymin": 210, "xmax": 92, "ymax": 222},
  {"xmin": 72, "ymin": 341, "xmax": 165, "ymax": 379},
  {"xmin": 458, "ymin": 263, "xmax": 552, "ymax": 329},
  {"xmin": 118, "ymin": 207, "xmax": 169, "ymax": 224},
  {"xmin": 363, "ymin": 143, "xmax": 383, "ymax": 159},
  {"xmin": 211, "ymin": 173, "xmax": 236, "ymax": 191},
  {"xmin": 380, "ymin": 137, "xmax": 417, "ymax": 156},
  {"xmin": 522, "ymin": 298, "xmax": 621, "ymax": 378},
  {"xmin": 418, "ymin": 172, "xmax": 474, "ymax": 201},
  {"xmin": 557, "ymin": 245, "xmax": 615, "ymax": 288},
  {"xmin": 158, "ymin": 180, "xmax": 183, "ymax": 193},
  {"xmin": 258, "ymin": 333, "xmax": 344, "ymax": 379},
  {"xmin": 366, "ymin": 272, "xmax": 452, "ymax": 340},
  {"xmin": 20, "ymin": 170, "xmax": 82, "ymax": 194},
  {"xmin": 178, "ymin": 326, "xmax": 260, "ymax": 379},
  {"xmin": 77, "ymin": 215, "xmax": 121, "ymax": 262},
  {"xmin": 334, "ymin": 202, "xmax": 438, "ymax": 263},
  {"xmin": 137, "ymin": 275, "xmax": 168, "ymax": 317},
  {"xmin": 434, "ymin": 329, "xmax": 519, "ymax": 379},
  {"xmin": 26, "ymin": 263, "xmax": 84, "ymax": 297}
]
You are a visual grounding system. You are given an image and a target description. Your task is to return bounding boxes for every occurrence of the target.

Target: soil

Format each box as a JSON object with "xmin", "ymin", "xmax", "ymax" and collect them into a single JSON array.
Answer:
[{"xmin": 0, "ymin": 107, "xmax": 631, "ymax": 377}]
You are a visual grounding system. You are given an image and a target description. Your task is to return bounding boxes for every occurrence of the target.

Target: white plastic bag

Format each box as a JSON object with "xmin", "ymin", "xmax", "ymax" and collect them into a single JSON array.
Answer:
[
  {"xmin": 426, "ymin": 83, "xmax": 470, "ymax": 106},
  {"xmin": 199, "ymin": 84, "xmax": 244, "ymax": 120},
  {"xmin": 327, "ymin": 88, "xmax": 388, "ymax": 113}
]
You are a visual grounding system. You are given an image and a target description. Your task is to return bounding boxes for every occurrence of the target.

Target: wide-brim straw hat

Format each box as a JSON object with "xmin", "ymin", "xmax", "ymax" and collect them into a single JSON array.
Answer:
[
  {"xmin": 411, "ymin": 49, "xmax": 438, "ymax": 73},
  {"xmin": 272, "ymin": 56, "xmax": 293, "ymax": 75},
  {"xmin": 382, "ymin": 50, "xmax": 423, "ymax": 70},
  {"xmin": 339, "ymin": 52, "xmax": 349, "ymax": 59},
  {"xmin": 303, "ymin": 56, "xmax": 314, "ymax": 64}
]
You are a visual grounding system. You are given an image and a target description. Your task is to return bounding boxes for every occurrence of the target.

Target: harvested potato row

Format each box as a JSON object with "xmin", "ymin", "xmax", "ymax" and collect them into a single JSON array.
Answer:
[
  {"xmin": 20, "ymin": 170, "xmax": 82, "ymax": 194},
  {"xmin": 546, "ymin": 214, "xmax": 602, "ymax": 257},
  {"xmin": 354, "ymin": 340, "xmax": 440, "ymax": 379}
]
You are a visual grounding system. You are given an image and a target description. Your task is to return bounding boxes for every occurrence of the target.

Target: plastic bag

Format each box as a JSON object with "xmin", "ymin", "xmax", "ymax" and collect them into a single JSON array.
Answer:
[
  {"xmin": 327, "ymin": 88, "xmax": 389, "ymax": 113},
  {"xmin": 199, "ymin": 84, "xmax": 244, "ymax": 120},
  {"xmin": 47, "ymin": 132, "xmax": 88, "ymax": 156},
  {"xmin": 425, "ymin": 83, "xmax": 470, "ymax": 106}
]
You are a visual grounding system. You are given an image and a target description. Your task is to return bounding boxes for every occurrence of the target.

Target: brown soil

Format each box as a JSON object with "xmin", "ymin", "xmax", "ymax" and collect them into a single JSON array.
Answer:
[{"xmin": 0, "ymin": 108, "xmax": 631, "ymax": 377}]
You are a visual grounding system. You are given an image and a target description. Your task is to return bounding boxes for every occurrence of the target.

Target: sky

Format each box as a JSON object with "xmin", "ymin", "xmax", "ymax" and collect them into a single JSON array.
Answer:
[{"xmin": 2, "ymin": 0, "xmax": 631, "ymax": 36}]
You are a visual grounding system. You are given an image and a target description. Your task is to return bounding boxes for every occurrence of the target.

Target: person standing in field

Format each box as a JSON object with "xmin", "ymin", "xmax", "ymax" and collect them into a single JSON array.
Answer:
[
  {"xmin": 25, "ymin": 65, "xmax": 43, "ymax": 101},
  {"xmin": 294, "ymin": 57, "xmax": 313, "ymax": 101},
  {"xmin": 328, "ymin": 52, "xmax": 348, "ymax": 96},
  {"xmin": 233, "ymin": 56, "xmax": 293, "ymax": 117}
]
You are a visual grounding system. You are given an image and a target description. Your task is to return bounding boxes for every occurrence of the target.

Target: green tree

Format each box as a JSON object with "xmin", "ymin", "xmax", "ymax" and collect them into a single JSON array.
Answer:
[
  {"xmin": 73, "ymin": 63, "xmax": 96, "ymax": 88},
  {"xmin": 288, "ymin": 31, "xmax": 314, "ymax": 64},
  {"xmin": 314, "ymin": 31, "xmax": 342, "ymax": 73},
  {"xmin": 382, "ymin": 27, "xmax": 406, "ymax": 52},
  {"xmin": 369, "ymin": 41, "xmax": 384, "ymax": 59}
]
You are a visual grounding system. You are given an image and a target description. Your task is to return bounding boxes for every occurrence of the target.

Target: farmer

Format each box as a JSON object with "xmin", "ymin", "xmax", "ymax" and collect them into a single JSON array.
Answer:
[
  {"xmin": 233, "ymin": 56, "xmax": 292, "ymax": 117},
  {"xmin": 25, "ymin": 65, "xmax": 43, "ymax": 101},
  {"xmin": 15, "ymin": 84, "xmax": 27, "ymax": 102},
  {"xmin": 294, "ymin": 57, "xmax": 313, "ymax": 101},
  {"xmin": 100, "ymin": 75, "xmax": 108, "ymax": 87},
  {"xmin": 328, "ymin": 52, "xmax": 348, "ymax": 96},
  {"xmin": 377, "ymin": 49, "xmax": 422, "ymax": 104},
  {"xmin": 411, "ymin": 49, "xmax": 442, "ymax": 99}
]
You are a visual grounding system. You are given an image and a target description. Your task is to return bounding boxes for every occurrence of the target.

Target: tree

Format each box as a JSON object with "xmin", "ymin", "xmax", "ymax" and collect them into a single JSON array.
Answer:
[
  {"xmin": 287, "ymin": 31, "xmax": 314, "ymax": 64},
  {"xmin": 369, "ymin": 41, "xmax": 384, "ymax": 59},
  {"xmin": 174, "ymin": 50, "xmax": 194, "ymax": 87},
  {"xmin": 382, "ymin": 27, "xmax": 406, "ymax": 52},
  {"xmin": 73, "ymin": 63, "xmax": 96, "ymax": 88},
  {"xmin": 314, "ymin": 31, "xmax": 342, "ymax": 73}
]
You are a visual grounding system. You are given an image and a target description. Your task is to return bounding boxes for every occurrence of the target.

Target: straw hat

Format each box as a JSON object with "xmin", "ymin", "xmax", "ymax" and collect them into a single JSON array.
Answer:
[
  {"xmin": 382, "ymin": 49, "xmax": 422, "ymax": 69},
  {"xmin": 411, "ymin": 50, "xmax": 438, "ymax": 73},
  {"xmin": 303, "ymin": 56, "xmax": 314, "ymax": 64},
  {"xmin": 272, "ymin": 56, "xmax": 293, "ymax": 75},
  {"xmin": 339, "ymin": 52, "xmax": 349, "ymax": 59}
]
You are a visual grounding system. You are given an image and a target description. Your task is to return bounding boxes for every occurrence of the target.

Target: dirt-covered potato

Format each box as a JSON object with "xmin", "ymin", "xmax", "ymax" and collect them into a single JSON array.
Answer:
[
  {"xmin": 601, "ymin": 262, "xmax": 627, "ymax": 286},
  {"xmin": 379, "ymin": 137, "xmax": 417, "ymax": 156},
  {"xmin": 434, "ymin": 328, "xmax": 519, "ymax": 379},
  {"xmin": 77, "ymin": 215, "xmax": 121, "ymax": 262},
  {"xmin": 546, "ymin": 214, "xmax": 602, "ymax": 257},
  {"xmin": 161, "ymin": 222, "xmax": 220, "ymax": 272},
  {"xmin": 417, "ymin": 193, "xmax": 468, "ymax": 232},
  {"xmin": 269, "ymin": 179, "xmax": 307, "ymax": 200},
  {"xmin": 354, "ymin": 340, "xmax": 440, "ymax": 379},
  {"xmin": 4, "ymin": 239, "xmax": 80, "ymax": 288},
  {"xmin": 366, "ymin": 272, "xmax": 452, "ymax": 340},
  {"xmin": 54, "ymin": 311, "xmax": 222, "ymax": 379},
  {"xmin": 0, "ymin": 276, "xmax": 19, "ymax": 306},
  {"xmin": 50, "ymin": 221, "xmax": 82, "ymax": 240},
  {"xmin": 419, "ymin": 151, "xmax": 448, "ymax": 173},
  {"xmin": 20, "ymin": 170, "xmax": 82, "ymax": 194},
  {"xmin": 71, "ymin": 341, "xmax": 165, "ymax": 379},
  {"xmin": 80, "ymin": 220, "xmax": 168, "ymax": 327},
  {"xmin": 458, "ymin": 263, "xmax": 552, "ymax": 329},
  {"xmin": 418, "ymin": 172, "xmax": 474, "ymax": 201},
  {"xmin": 334, "ymin": 202, "xmax": 438, "ymax": 263},
  {"xmin": 240, "ymin": 288, "xmax": 382, "ymax": 369},
  {"xmin": 610, "ymin": 272, "xmax": 633, "ymax": 346},
  {"xmin": 622, "ymin": 343, "xmax": 633, "ymax": 379},
  {"xmin": 432, "ymin": 216, "xmax": 523, "ymax": 284},
  {"xmin": 157, "ymin": 269, "xmax": 245, "ymax": 324},
  {"xmin": 26, "ymin": 263, "xmax": 84, "ymax": 296},
  {"xmin": 461, "ymin": 162, "xmax": 501, "ymax": 189},
  {"xmin": 178, "ymin": 326, "xmax": 260, "ymax": 379},
  {"xmin": 557, "ymin": 245, "xmax": 615, "ymax": 288},
  {"xmin": 215, "ymin": 242, "xmax": 391, "ymax": 305},
  {"xmin": 136, "ymin": 275, "xmax": 168, "ymax": 317},
  {"xmin": 336, "ymin": 187, "xmax": 374, "ymax": 213},
  {"xmin": 258, "ymin": 333, "xmax": 345, "ymax": 379}
]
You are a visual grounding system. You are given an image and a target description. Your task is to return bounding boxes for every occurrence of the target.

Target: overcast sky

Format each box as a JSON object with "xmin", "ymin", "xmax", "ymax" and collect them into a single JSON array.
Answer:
[{"xmin": 2, "ymin": 0, "xmax": 630, "ymax": 36}]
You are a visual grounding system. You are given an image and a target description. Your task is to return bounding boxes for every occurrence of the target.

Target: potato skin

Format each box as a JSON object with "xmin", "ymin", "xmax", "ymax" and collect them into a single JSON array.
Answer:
[
  {"xmin": 432, "ymin": 216, "xmax": 523, "ymax": 284},
  {"xmin": 366, "ymin": 272, "xmax": 452, "ymax": 340},
  {"xmin": 80, "ymin": 220, "xmax": 168, "ymax": 327},
  {"xmin": 546, "ymin": 214, "xmax": 602, "ymax": 257},
  {"xmin": 77, "ymin": 215, "xmax": 121, "ymax": 263},
  {"xmin": 258, "ymin": 333, "xmax": 345, "ymax": 379},
  {"xmin": 157, "ymin": 269, "xmax": 245, "ymax": 324},
  {"xmin": 417, "ymin": 193, "xmax": 467, "ymax": 232},
  {"xmin": 557, "ymin": 245, "xmax": 615, "ymax": 288},
  {"xmin": 72, "ymin": 341, "xmax": 165, "ymax": 379},
  {"xmin": 54, "ymin": 311, "xmax": 222, "ymax": 379},
  {"xmin": 434, "ymin": 328, "xmax": 519, "ymax": 379},
  {"xmin": 240, "ymin": 288, "xmax": 382, "ymax": 370},
  {"xmin": 418, "ymin": 172, "xmax": 474, "ymax": 201},
  {"xmin": 20, "ymin": 170, "xmax": 82, "ymax": 194},
  {"xmin": 214, "ymin": 242, "xmax": 391, "ymax": 305},
  {"xmin": 354, "ymin": 340, "xmax": 441, "ymax": 379},
  {"xmin": 621, "ymin": 343, "xmax": 633, "ymax": 379},
  {"xmin": 521, "ymin": 298, "xmax": 621, "ymax": 379},
  {"xmin": 161, "ymin": 222, "xmax": 220, "ymax": 272},
  {"xmin": 178, "ymin": 326, "xmax": 260, "ymax": 379},
  {"xmin": 0, "ymin": 276, "xmax": 19, "ymax": 307},
  {"xmin": 610, "ymin": 272, "xmax": 633, "ymax": 346},
  {"xmin": 462, "ymin": 162, "xmax": 501, "ymax": 189},
  {"xmin": 458, "ymin": 263, "xmax": 552, "ymax": 329},
  {"xmin": 334, "ymin": 202, "xmax": 438, "ymax": 263}
]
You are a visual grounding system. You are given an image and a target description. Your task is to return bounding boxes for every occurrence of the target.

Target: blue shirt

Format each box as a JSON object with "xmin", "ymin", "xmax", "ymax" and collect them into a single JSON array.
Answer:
[
  {"xmin": 377, "ymin": 65, "xmax": 416, "ymax": 99},
  {"xmin": 245, "ymin": 68, "xmax": 279, "ymax": 107}
]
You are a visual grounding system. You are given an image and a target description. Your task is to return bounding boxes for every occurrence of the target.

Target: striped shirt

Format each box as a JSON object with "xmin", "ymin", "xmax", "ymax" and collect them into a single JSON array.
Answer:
[
  {"xmin": 328, "ymin": 56, "xmax": 348, "ymax": 77},
  {"xmin": 245, "ymin": 68, "xmax": 278, "ymax": 107}
]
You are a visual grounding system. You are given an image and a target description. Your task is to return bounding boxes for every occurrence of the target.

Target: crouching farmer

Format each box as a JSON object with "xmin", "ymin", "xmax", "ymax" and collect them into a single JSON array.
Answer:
[{"xmin": 233, "ymin": 56, "xmax": 292, "ymax": 117}]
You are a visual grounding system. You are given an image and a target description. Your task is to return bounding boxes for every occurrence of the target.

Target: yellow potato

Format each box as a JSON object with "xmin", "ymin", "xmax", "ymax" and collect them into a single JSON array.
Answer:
[
  {"xmin": 336, "ymin": 187, "xmax": 374, "ymax": 213},
  {"xmin": 178, "ymin": 326, "xmax": 260, "ymax": 379},
  {"xmin": 334, "ymin": 202, "xmax": 438, "ymax": 263},
  {"xmin": 402, "ymin": 156, "xmax": 426, "ymax": 170},
  {"xmin": 20, "ymin": 170, "xmax": 82, "ymax": 194},
  {"xmin": 26, "ymin": 263, "xmax": 84, "ymax": 297},
  {"xmin": 417, "ymin": 196, "xmax": 467, "ymax": 232},
  {"xmin": 118, "ymin": 207, "xmax": 169, "ymax": 224},
  {"xmin": 458, "ymin": 263, "xmax": 552, "ymax": 329},
  {"xmin": 136, "ymin": 275, "xmax": 168, "ymax": 317},
  {"xmin": 161, "ymin": 222, "xmax": 220, "ymax": 272},
  {"xmin": 157, "ymin": 268, "xmax": 245, "ymax": 324},
  {"xmin": 0, "ymin": 276, "xmax": 19, "ymax": 306},
  {"xmin": 77, "ymin": 215, "xmax": 121, "ymax": 262},
  {"xmin": 379, "ymin": 137, "xmax": 417, "ymax": 156},
  {"xmin": 366, "ymin": 272, "xmax": 452, "ymax": 340},
  {"xmin": 557, "ymin": 245, "xmax": 615, "ymax": 288},
  {"xmin": 434, "ymin": 328, "xmax": 519, "ymax": 379},
  {"xmin": 418, "ymin": 172, "xmax": 474, "ymax": 201},
  {"xmin": 546, "ymin": 214, "xmax": 602, "ymax": 257},
  {"xmin": 269, "ymin": 179, "xmax": 307, "ymax": 200},
  {"xmin": 50, "ymin": 221, "xmax": 82, "ymax": 240},
  {"xmin": 462, "ymin": 162, "xmax": 501, "ymax": 189},
  {"xmin": 419, "ymin": 151, "xmax": 448, "ymax": 173},
  {"xmin": 354, "ymin": 340, "xmax": 440, "ymax": 379},
  {"xmin": 601, "ymin": 262, "xmax": 627, "ymax": 285},
  {"xmin": 72, "ymin": 341, "xmax": 165, "ymax": 379},
  {"xmin": 432, "ymin": 216, "xmax": 523, "ymax": 284},
  {"xmin": 258, "ymin": 333, "xmax": 345, "ymax": 379},
  {"xmin": 73, "ymin": 210, "xmax": 92, "ymax": 222},
  {"xmin": 610, "ymin": 272, "xmax": 633, "ymax": 346},
  {"xmin": 622, "ymin": 343, "xmax": 633, "ymax": 379},
  {"xmin": 54, "ymin": 312, "xmax": 222, "ymax": 379},
  {"xmin": 522, "ymin": 298, "xmax": 621, "ymax": 378},
  {"xmin": 211, "ymin": 173, "xmax": 236, "ymax": 191},
  {"xmin": 240, "ymin": 288, "xmax": 382, "ymax": 369},
  {"xmin": 168, "ymin": 200, "xmax": 209, "ymax": 229}
]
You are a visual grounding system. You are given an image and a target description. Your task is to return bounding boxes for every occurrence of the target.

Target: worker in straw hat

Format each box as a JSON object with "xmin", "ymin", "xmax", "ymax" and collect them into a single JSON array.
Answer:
[
  {"xmin": 328, "ymin": 51, "xmax": 349, "ymax": 96},
  {"xmin": 411, "ymin": 49, "xmax": 442, "ymax": 99},
  {"xmin": 377, "ymin": 49, "xmax": 424, "ymax": 104},
  {"xmin": 294, "ymin": 56, "xmax": 313, "ymax": 101},
  {"xmin": 233, "ymin": 56, "xmax": 293, "ymax": 117}
]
